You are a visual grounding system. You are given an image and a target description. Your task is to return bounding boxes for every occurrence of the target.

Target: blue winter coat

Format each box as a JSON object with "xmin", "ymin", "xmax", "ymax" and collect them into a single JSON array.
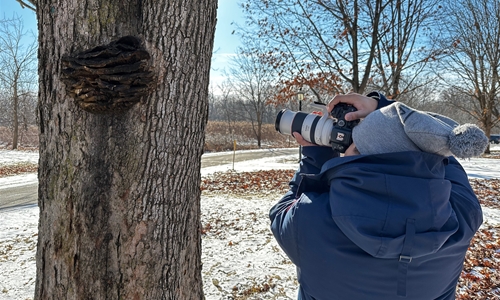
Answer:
[{"xmin": 269, "ymin": 147, "xmax": 482, "ymax": 300}]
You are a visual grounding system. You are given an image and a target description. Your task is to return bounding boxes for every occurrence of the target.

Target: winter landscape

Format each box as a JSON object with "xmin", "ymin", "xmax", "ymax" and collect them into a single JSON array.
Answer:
[{"xmin": 1, "ymin": 147, "xmax": 499, "ymax": 300}]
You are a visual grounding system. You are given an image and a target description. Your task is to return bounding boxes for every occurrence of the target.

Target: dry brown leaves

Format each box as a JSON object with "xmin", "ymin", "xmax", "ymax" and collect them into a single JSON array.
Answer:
[
  {"xmin": 201, "ymin": 169, "xmax": 296, "ymax": 196},
  {"xmin": 457, "ymin": 226, "xmax": 500, "ymax": 299},
  {"xmin": 0, "ymin": 163, "xmax": 38, "ymax": 177},
  {"xmin": 461, "ymin": 179, "xmax": 500, "ymax": 299},
  {"xmin": 470, "ymin": 179, "xmax": 500, "ymax": 209}
]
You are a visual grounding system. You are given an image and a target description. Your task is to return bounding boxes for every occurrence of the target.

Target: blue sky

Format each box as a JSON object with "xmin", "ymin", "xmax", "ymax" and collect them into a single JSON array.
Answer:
[
  {"xmin": 0, "ymin": 0, "xmax": 244, "ymax": 88},
  {"xmin": 211, "ymin": 0, "xmax": 245, "ymax": 88}
]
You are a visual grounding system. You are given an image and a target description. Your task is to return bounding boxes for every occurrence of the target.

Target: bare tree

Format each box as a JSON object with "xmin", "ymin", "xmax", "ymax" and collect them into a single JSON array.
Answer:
[
  {"xmin": 226, "ymin": 38, "xmax": 277, "ymax": 148},
  {"xmin": 372, "ymin": 0, "xmax": 442, "ymax": 98},
  {"xmin": 210, "ymin": 80, "xmax": 240, "ymax": 125},
  {"xmin": 207, "ymin": 81, "xmax": 239, "ymax": 149},
  {"xmin": 0, "ymin": 14, "xmax": 37, "ymax": 149},
  {"xmin": 29, "ymin": 0, "xmax": 217, "ymax": 299},
  {"xmin": 437, "ymin": 0, "xmax": 500, "ymax": 153},
  {"xmin": 240, "ymin": 0, "xmax": 441, "ymax": 100}
]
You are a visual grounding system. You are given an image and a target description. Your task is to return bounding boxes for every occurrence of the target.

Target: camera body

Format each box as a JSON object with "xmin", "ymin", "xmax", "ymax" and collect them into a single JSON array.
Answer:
[{"xmin": 275, "ymin": 102, "xmax": 359, "ymax": 153}]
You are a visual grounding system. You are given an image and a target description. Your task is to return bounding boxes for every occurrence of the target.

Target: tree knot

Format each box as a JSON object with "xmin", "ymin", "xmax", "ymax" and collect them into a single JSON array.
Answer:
[{"xmin": 61, "ymin": 36, "xmax": 154, "ymax": 114}]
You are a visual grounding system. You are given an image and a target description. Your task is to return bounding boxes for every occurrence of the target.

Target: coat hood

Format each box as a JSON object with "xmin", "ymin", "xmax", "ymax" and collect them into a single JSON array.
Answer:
[{"xmin": 315, "ymin": 152, "xmax": 459, "ymax": 260}]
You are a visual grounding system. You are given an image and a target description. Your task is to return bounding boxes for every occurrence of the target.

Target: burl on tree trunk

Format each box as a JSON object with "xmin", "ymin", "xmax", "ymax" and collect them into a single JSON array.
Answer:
[{"xmin": 61, "ymin": 36, "xmax": 154, "ymax": 114}]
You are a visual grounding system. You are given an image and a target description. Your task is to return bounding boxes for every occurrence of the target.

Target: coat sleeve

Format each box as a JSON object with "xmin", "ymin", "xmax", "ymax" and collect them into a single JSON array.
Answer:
[
  {"xmin": 367, "ymin": 91, "xmax": 395, "ymax": 109},
  {"xmin": 269, "ymin": 146, "xmax": 336, "ymax": 264},
  {"xmin": 444, "ymin": 157, "xmax": 483, "ymax": 235}
]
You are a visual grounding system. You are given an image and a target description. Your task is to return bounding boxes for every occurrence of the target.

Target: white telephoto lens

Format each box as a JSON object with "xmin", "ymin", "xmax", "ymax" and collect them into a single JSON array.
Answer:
[
  {"xmin": 301, "ymin": 114, "xmax": 320, "ymax": 143},
  {"xmin": 277, "ymin": 110, "xmax": 296, "ymax": 136}
]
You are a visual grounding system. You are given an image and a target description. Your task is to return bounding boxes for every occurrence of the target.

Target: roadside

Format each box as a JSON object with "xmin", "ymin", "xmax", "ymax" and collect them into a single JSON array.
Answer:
[{"xmin": 0, "ymin": 148, "xmax": 299, "ymax": 209}]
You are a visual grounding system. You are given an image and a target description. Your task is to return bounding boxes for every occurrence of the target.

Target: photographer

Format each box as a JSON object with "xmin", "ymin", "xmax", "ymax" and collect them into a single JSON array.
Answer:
[{"xmin": 269, "ymin": 93, "xmax": 488, "ymax": 300}]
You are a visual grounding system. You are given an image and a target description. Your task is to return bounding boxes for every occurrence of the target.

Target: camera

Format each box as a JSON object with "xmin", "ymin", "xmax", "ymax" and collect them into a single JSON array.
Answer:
[{"xmin": 275, "ymin": 102, "xmax": 359, "ymax": 153}]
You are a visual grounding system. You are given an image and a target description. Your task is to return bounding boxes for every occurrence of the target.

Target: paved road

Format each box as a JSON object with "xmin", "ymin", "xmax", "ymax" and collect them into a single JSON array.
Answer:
[
  {"xmin": 201, "ymin": 148, "xmax": 297, "ymax": 168},
  {"xmin": 0, "ymin": 148, "xmax": 297, "ymax": 210},
  {"xmin": 0, "ymin": 183, "xmax": 38, "ymax": 210}
]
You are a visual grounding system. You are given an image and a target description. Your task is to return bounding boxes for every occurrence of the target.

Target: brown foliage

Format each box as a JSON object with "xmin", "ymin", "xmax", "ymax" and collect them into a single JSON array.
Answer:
[
  {"xmin": 268, "ymin": 73, "xmax": 346, "ymax": 106},
  {"xmin": 201, "ymin": 169, "xmax": 295, "ymax": 196},
  {"xmin": 470, "ymin": 179, "xmax": 500, "ymax": 209},
  {"xmin": 457, "ymin": 225, "xmax": 500, "ymax": 299},
  {"xmin": 0, "ymin": 126, "xmax": 38, "ymax": 149},
  {"xmin": 204, "ymin": 121, "xmax": 293, "ymax": 152},
  {"xmin": 0, "ymin": 122, "xmax": 291, "ymax": 152},
  {"xmin": 0, "ymin": 162, "xmax": 38, "ymax": 177}
]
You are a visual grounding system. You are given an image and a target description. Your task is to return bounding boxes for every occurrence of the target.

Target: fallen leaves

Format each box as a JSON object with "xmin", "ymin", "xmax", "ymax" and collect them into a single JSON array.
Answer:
[
  {"xmin": 201, "ymin": 169, "xmax": 295, "ymax": 196},
  {"xmin": 0, "ymin": 163, "xmax": 38, "ymax": 177},
  {"xmin": 470, "ymin": 179, "xmax": 500, "ymax": 209},
  {"xmin": 457, "ymin": 226, "xmax": 500, "ymax": 299}
]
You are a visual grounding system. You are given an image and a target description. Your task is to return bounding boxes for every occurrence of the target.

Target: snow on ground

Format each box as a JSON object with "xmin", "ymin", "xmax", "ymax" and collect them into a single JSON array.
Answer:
[
  {"xmin": 482, "ymin": 206, "xmax": 500, "ymax": 226},
  {"xmin": 0, "ymin": 196, "xmax": 297, "ymax": 300},
  {"xmin": 0, "ymin": 147, "xmax": 499, "ymax": 300},
  {"xmin": 0, "ymin": 205, "xmax": 38, "ymax": 300},
  {"xmin": 0, "ymin": 150, "xmax": 38, "ymax": 166},
  {"xmin": 201, "ymin": 195, "xmax": 298, "ymax": 299},
  {"xmin": 0, "ymin": 174, "xmax": 37, "ymax": 191}
]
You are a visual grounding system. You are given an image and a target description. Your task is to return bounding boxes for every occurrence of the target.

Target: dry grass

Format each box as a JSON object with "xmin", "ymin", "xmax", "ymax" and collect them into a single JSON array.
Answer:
[
  {"xmin": 0, "ymin": 123, "xmax": 292, "ymax": 152},
  {"xmin": 0, "ymin": 126, "xmax": 38, "ymax": 150},
  {"xmin": 204, "ymin": 121, "xmax": 293, "ymax": 152}
]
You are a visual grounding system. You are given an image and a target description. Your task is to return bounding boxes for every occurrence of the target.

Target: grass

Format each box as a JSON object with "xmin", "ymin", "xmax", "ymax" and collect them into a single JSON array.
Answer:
[{"xmin": 0, "ymin": 122, "xmax": 293, "ymax": 152}]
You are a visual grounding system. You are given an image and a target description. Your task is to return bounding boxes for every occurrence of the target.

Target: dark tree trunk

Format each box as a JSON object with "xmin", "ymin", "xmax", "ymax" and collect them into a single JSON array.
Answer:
[
  {"xmin": 13, "ymin": 81, "xmax": 19, "ymax": 149},
  {"xmin": 35, "ymin": 1, "xmax": 217, "ymax": 299}
]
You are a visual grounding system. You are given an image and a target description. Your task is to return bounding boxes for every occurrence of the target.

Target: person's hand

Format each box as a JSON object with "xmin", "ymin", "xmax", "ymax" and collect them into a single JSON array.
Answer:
[
  {"xmin": 343, "ymin": 143, "xmax": 360, "ymax": 156},
  {"xmin": 327, "ymin": 93, "xmax": 378, "ymax": 121},
  {"xmin": 292, "ymin": 132, "xmax": 316, "ymax": 147}
]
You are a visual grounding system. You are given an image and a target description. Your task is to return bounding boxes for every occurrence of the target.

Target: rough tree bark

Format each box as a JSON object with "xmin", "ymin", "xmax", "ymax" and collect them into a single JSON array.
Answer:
[{"xmin": 35, "ymin": 1, "xmax": 217, "ymax": 299}]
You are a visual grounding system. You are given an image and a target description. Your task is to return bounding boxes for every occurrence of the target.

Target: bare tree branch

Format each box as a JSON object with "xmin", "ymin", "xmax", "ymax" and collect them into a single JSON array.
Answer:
[
  {"xmin": 239, "ymin": 0, "xmax": 440, "ymax": 101},
  {"xmin": 15, "ymin": 0, "xmax": 36, "ymax": 12}
]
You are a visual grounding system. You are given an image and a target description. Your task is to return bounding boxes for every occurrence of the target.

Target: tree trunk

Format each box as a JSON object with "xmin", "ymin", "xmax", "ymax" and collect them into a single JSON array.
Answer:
[
  {"xmin": 13, "ymin": 80, "xmax": 19, "ymax": 150},
  {"xmin": 35, "ymin": 1, "xmax": 217, "ymax": 299}
]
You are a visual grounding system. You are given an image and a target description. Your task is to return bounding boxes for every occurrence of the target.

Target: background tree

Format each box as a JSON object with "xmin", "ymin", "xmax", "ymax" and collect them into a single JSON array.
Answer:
[
  {"xmin": 209, "ymin": 80, "xmax": 240, "ymax": 125},
  {"xmin": 240, "ymin": 0, "xmax": 442, "ymax": 101},
  {"xmin": 31, "ymin": 1, "xmax": 217, "ymax": 299},
  {"xmin": 372, "ymin": 0, "xmax": 442, "ymax": 98},
  {"xmin": 206, "ymin": 81, "xmax": 239, "ymax": 150},
  {"xmin": 226, "ymin": 39, "xmax": 277, "ymax": 147},
  {"xmin": 437, "ymin": 0, "xmax": 500, "ymax": 153},
  {"xmin": 0, "ymin": 14, "xmax": 37, "ymax": 149}
]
